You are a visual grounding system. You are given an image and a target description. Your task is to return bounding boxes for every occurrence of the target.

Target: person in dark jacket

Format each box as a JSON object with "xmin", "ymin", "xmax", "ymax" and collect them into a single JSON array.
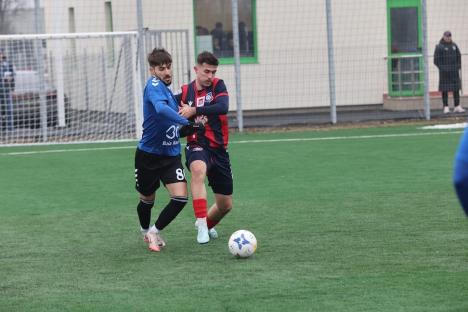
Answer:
[
  {"xmin": 0, "ymin": 49, "xmax": 15, "ymax": 130},
  {"xmin": 434, "ymin": 31, "xmax": 465, "ymax": 114}
]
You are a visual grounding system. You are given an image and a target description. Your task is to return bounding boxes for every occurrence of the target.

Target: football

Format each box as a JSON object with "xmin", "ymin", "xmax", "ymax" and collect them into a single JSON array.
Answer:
[{"xmin": 228, "ymin": 230, "xmax": 257, "ymax": 258}]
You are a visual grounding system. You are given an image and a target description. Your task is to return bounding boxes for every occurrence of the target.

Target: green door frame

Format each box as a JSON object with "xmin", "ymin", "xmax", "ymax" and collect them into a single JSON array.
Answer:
[{"xmin": 387, "ymin": 0, "xmax": 423, "ymax": 97}]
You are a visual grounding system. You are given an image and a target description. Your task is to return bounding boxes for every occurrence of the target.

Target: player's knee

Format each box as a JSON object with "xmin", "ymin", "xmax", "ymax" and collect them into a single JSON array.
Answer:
[
  {"xmin": 190, "ymin": 166, "xmax": 206, "ymax": 180},
  {"xmin": 218, "ymin": 199, "xmax": 233, "ymax": 214},
  {"xmin": 190, "ymin": 161, "xmax": 206, "ymax": 178},
  {"xmin": 138, "ymin": 198, "xmax": 154, "ymax": 213},
  {"xmin": 140, "ymin": 193, "xmax": 155, "ymax": 202},
  {"xmin": 220, "ymin": 204, "xmax": 232, "ymax": 214},
  {"xmin": 171, "ymin": 196, "xmax": 188, "ymax": 210}
]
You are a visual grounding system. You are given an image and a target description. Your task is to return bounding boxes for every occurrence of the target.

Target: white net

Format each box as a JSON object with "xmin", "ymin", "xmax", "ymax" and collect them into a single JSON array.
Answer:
[{"xmin": 0, "ymin": 32, "xmax": 140, "ymax": 144}]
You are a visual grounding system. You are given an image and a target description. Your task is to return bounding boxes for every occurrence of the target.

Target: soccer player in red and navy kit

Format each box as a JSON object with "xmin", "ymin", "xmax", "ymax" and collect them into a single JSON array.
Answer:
[
  {"xmin": 177, "ymin": 51, "xmax": 233, "ymax": 244},
  {"xmin": 135, "ymin": 48, "xmax": 200, "ymax": 252}
]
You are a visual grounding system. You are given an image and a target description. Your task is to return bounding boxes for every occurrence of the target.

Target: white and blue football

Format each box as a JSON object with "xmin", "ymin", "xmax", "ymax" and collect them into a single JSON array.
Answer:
[{"xmin": 228, "ymin": 230, "xmax": 257, "ymax": 258}]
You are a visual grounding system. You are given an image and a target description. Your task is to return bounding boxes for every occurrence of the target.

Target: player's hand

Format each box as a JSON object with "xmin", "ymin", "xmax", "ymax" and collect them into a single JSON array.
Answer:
[
  {"xmin": 195, "ymin": 115, "xmax": 208, "ymax": 125},
  {"xmin": 179, "ymin": 121, "xmax": 204, "ymax": 137},
  {"xmin": 179, "ymin": 103, "xmax": 196, "ymax": 118},
  {"xmin": 188, "ymin": 121, "xmax": 204, "ymax": 129}
]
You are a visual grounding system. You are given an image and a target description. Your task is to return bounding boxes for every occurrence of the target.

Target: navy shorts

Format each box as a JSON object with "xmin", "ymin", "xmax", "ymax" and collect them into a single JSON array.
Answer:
[
  {"xmin": 134, "ymin": 148, "xmax": 186, "ymax": 196},
  {"xmin": 185, "ymin": 145, "xmax": 233, "ymax": 195}
]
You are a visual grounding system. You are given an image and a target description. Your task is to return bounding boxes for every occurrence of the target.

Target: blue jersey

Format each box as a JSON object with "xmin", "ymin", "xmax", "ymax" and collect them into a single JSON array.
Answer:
[
  {"xmin": 138, "ymin": 77, "xmax": 189, "ymax": 156},
  {"xmin": 454, "ymin": 127, "xmax": 468, "ymax": 216},
  {"xmin": 455, "ymin": 127, "xmax": 468, "ymax": 163}
]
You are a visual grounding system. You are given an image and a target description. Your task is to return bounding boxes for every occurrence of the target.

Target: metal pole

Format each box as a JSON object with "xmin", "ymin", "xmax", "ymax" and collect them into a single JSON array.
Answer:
[
  {"xmin": 132, "ymin": 35, "xmax": 143, "ymax": 138},
  {"xmin": 231, "ymin": 0, "xmax": 243, "ymax": 132},
  {"xmin": 83, "ymin": 49, "xmax": 90, "ymax": 112},
  {"xmin": 34, "ymin": 0, "xmax": 48, "ymax": 141},
  {"xmin": 325, "ymin": 0, "xmax": 337, "ymax": 124},
  {"xmin": 185, "ymin": 30, "xmax": 191, "ymax": 81},
  {"xmin": 101, "ymin": 48, "xmax": 109, "ymax": 115},
  {"xmin": 421, "ymin": 0, "xmax": 430, "ymax": 120},
  {"xmin": 55, "ymin": 42, "xmax": 66, "ymax": 127},
  {"xmin": 47, "ymin": 2, "xmax": 66, "ymax": 127},
  {"xmin": 136, "ymin": 0, "xmax": 146, "ymax": 89}
]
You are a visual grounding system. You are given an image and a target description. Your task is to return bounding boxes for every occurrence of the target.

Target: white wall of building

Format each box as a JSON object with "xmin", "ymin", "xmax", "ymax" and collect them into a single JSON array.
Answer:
[{"xmin": 41, "ymin": 0, "xmax": 468, "ymax": 111}]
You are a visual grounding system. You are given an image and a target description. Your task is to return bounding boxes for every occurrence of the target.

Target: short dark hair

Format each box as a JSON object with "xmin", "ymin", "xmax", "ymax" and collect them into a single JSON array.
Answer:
[
  {"xmin": 197, "ymin": 51, "xmax": 219, "ymax": 66},
  {"xmin": 147, "ymin": 48, "xmax": 172, "ymax": 67}
]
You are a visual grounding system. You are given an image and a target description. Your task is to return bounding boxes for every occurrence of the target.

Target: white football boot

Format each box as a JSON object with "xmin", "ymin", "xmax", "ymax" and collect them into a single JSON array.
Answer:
[
  {"xmin": 143, "ymin": 231, "xmax": 160, "ymax": 252},
  {"xmin": 154, "ymin": 232, "xmax": 166, "ymax": 247},
  {"xmin": 208, "ymin": 227, "xmax": 218, "ymax": 239},
  {"xmin": 195, "ymin": 218, "xmax": 210, "ymax": 244},
  {"xmin": 443, "ymin": 106, "xmax": 451, "ymax": 114}
]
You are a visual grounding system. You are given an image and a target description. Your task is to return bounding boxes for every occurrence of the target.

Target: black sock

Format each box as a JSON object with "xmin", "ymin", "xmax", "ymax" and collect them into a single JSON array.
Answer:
[
  {"xmin": 137, "ymin": 199, "xmax": 154, "ymax": 230},
  {"xmin": 155, "ymin": 196, "xmax": 188, "ymax": 231}
]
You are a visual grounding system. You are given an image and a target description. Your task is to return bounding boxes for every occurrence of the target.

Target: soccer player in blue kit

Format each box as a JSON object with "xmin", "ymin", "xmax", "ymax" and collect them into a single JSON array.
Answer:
[
  {"xmin": 177, "ymin": 51, "xmax": 233, "ymax": 244},
  {"xmin": 135, "ymin": 48, "xmax": 200, "ymax": 252},
  {"xmin": 454, "ymin": 127, "xmax": 468, "ymax": 216}
]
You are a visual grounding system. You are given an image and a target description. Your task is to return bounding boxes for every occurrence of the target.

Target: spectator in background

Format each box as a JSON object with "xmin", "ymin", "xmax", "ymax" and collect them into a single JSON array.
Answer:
[
  {"xmin": 434, "ymin": 31, "xmax": 465, "ymax": 114},
  {"xmin": 0, "ymin": 49, "xmax": 14, "ymax": 130},
  {"xmin": 196, "ymin": 25, "xmax": 209, "ymax": 36},
  {"xmin": 226, "ymin": 32, "xmax": 234, "ymax": 57},
  {"xmin": 211, "ymin": 22, "xmax": 227, "ymax": 56},
  {"xmin": 238, "ymin": 21, "xmax": 248, "ymax": 54}
]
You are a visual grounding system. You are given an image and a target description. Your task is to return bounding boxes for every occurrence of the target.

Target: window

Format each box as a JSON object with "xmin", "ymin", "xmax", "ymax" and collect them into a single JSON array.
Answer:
[
  {"xmin": 193, "ymin": 0, "xmax": 257, "ymax": 63},
  {"xmin": 387, "ymin": 0, "xmax": 423, "ymax": 97},
  {"xmin": 390, "ymin": 7, "xmax": 419, "ymax": 53}
]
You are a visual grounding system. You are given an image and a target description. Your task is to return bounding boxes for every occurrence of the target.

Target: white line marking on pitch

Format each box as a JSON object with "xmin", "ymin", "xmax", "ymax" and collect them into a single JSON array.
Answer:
[
  {"xmin": 0, "ymin": 130, "xmax": 463, "ymax": 156},
  {"xmin": 420, "ymin": 123, "xmax": 467, "ymax": 130}
]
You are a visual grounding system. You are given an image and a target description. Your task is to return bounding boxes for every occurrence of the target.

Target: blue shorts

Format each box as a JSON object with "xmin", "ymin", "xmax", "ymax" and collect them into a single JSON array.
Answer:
[{"xmin": 185, "ymin": 145, "xmax": 233, "ymax": 195}]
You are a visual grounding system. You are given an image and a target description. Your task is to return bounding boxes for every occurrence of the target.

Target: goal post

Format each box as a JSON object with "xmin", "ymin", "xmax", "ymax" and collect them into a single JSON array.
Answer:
[{"xmin": 0, "ymin": 31, "xmax": 142, "ymax": 145}]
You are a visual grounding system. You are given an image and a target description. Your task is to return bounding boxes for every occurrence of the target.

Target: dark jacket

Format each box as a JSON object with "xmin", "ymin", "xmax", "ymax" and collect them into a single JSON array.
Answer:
[
  {"xmin": 434, "ymin": 39, "xmax": 461, "ymax": 91},
  {"xmin": 0, "ymin": 59, "xmax": 15, "ymax": 93}
]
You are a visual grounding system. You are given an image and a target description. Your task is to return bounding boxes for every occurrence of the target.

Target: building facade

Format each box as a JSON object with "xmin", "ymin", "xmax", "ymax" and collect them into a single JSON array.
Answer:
[{"xmin": 40, "ymin": 0, "xmax": 468, "ymax": 112}]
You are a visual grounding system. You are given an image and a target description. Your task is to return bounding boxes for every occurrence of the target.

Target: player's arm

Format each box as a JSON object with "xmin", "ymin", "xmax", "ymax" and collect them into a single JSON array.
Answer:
[
  {"xmin": 147, "ymin": 84, "xmax": 189, "ymax": 125},
  {"xmin": 179, "ymin": 121, "xmax": 204, "ymax": 137},
  {"xmin": 434, "ymin": 45, "xmax": 440, "ymax": 68},
  {"xmin": 179, "ymin": 97, "xmax": 227, "ymax": 117},
  {"xmin": 196, "ymin": 80, "xmax": 229, "ymax": 116},
  {"xmin": 456, "ymin": 44, "xmax": 462, "ymax": 70},
  {"xmin": 174, "ymin": 92, "xmax": 182, "ymax": 105},
  {"xmin": 154, "ymin": 100, "xmax": 189, "ymax": 125},
  {"xmin": 195, "ymin": 95, "xmax": 228, "ymax": 115}
]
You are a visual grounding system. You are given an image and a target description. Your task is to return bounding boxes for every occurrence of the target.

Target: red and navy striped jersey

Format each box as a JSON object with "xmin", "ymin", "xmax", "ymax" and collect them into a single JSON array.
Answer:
[{"xmin": 177, "ymin": 78, "xmax": 229, "ymax": 149}]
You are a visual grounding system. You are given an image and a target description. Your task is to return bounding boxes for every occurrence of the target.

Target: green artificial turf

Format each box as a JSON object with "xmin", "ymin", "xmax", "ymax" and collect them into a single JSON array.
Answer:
[{"xmin": 1, "ymin": 124, "xmax": 468, "ymax": 311}]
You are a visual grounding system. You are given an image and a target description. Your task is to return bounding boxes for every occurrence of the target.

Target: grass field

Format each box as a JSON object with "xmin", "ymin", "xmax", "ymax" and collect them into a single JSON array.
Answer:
[{"xmin": 1, "ymin": 123, "xmax": 468, "ymax": 312}]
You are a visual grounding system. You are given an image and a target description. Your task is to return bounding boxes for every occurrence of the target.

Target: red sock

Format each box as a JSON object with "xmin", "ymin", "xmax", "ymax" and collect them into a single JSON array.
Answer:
[
  {"xmin": 207, "ymin": 217, "xmax": 219, "ymax": 229},
  {"xmin": 193, "ymin": 198, "xmax": 207, "ymax": 218}
]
